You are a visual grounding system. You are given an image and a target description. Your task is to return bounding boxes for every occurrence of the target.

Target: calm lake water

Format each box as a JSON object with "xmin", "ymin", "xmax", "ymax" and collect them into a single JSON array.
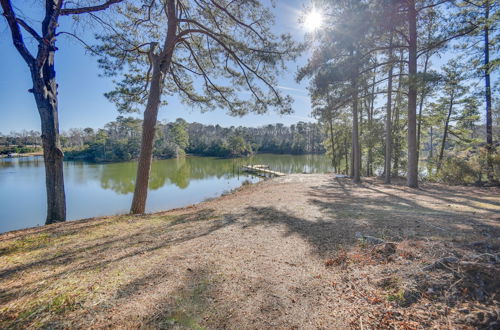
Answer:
[{"xmin": 0, "ymin": 154, "xmax": 331, "ymax": 233}]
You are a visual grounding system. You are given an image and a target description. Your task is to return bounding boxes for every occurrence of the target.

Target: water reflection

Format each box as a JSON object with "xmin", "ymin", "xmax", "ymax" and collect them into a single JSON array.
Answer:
[
  {"xmin": 94, "ymin": 154, "xmax": 332, "ymax": 194},
  {"xmin": 0, "ymin": 154, "xmax": 331, "ymax": 233},
  {"xmin": 0, "ymin": 156, "xmax": 44, "ymax": 169},
  {"xmin": 99, "ymin": 161, "xmax": 136, "ymax": 194}
]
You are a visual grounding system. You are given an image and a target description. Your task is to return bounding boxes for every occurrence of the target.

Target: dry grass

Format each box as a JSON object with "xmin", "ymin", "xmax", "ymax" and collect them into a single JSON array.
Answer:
[{"xmin": 0, "ymin": 174, "xmax": 498, "ymax": 329}]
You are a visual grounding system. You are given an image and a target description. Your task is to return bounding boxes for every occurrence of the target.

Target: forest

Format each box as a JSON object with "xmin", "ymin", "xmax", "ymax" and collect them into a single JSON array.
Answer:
[
  {"xmin": 296, "ymin": 1, "xmax": 499, "ymax": 187},
  {"xmin": 1, "ymin": 119, "xmax": 325, "ymax": 160}
]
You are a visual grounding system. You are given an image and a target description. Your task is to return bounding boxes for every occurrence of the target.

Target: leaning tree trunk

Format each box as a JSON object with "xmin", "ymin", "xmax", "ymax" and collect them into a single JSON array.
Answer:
[
  {"xmin": 407, "ymin": 0, "xmax": 419, "ymax": 188},
  {"xmin": 31, "ymin": 54, "xmax": 66, "ymax": 224},
  {"xmin": 130, "ymin": 59, "xmax": 164, "ymax": 214},
  {"xmin": 130, "ymin": 2, "xmax": 177, "ymax": 214}
]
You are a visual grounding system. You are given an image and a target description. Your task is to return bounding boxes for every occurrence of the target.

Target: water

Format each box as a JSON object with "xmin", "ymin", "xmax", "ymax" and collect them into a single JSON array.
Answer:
[{"xmin": 0, "ymin": 154, "xmax": 330, "ymax": 233}]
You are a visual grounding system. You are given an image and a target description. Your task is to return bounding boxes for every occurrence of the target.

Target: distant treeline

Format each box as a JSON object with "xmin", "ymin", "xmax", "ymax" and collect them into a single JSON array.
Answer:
[
  {"xmin": 0, "ymin": 130, "xmax": 42, "ymax": 155},
  {"xmin": 0, "ymin": 117, "xmax": 325, "ymax": 162}
]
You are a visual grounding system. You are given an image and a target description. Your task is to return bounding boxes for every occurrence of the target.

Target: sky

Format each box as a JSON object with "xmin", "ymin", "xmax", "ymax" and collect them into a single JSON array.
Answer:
[{"xmin": 0, "ymin": 0, "xmax": 315, "ymax": 134}]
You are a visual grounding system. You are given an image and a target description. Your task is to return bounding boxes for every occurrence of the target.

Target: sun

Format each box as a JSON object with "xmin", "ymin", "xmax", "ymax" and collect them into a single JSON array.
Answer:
[{"xmin": 303, "ymin": 9, "xmax": 323, "ymax": 32}]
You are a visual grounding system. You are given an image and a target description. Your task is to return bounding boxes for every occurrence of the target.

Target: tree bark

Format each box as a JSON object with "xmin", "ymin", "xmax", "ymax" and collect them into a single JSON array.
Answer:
[
  {"xmin": 344, "ymin": 133, "xmax": 349, "ymax": 175},
  {"xmin": 384, "ymin": 33, "xmax": 394, "ymax": 184},
  {"xmin": 32, "ymin": 64, "xmax": 67, "ymax": 224},
  {"xmin": 29, "ymin": 74, "xmax": 66, "ymax": 223},
  {"xmin": 328, "ymin": 118, "xmax": 336, "ymax": 171},
  {"xmin": 416, "ymin": 53, "xmax": 430, "ymax": 165},
  {"xmin": 407, "ymin": 0, "xmax": 419, "ymax": 188},
  {"xmin": 437, "ymin": 94, "xmax": 454, "ymax": 170},
  {"xmin": 130, "ymin": 0, "xmax": 177, "ymax": 214},
  {"xmin": 392, "ymin": 50, "xmax": 405, "ymax": 177},
  {"xmin": 367, "ymin": 72, "xmax": 375, "ymax": 177},
  {"xmin": 484, "ymin": 0, "xmax": 494, "ymax": 182},
  {"xmin": 429, "ymin": 126, "xmax": 434, "ymax": 159},
  {"xmin": 352, "ymin": 84, "xmax": 361, "ymax": 183},
  {"xmin": 130, "ymin": 60, "xmax": 164, "ymax": 214},
  {"xmin": 1, "ymin": 0, "xmax": 67, "ymax": 224},
  {"xmin": 351, "ymin": 52, "xmax": 361, "ymax": 183}
]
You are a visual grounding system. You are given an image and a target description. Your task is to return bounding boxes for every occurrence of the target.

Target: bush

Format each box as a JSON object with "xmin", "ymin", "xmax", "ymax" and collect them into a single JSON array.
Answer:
[
  {"xmin": 427, "ymin": 146, "xmax": 499, "ymax": 185},
  {"xmin": 0, "ymin": 145, "xmax": 40, "ymax": 155}
]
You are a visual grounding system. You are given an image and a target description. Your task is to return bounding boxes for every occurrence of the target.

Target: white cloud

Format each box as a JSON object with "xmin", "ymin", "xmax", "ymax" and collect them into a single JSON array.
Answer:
[{"xmin": 277, "ymin": 85, "xmax": 308, "ymax": 93}]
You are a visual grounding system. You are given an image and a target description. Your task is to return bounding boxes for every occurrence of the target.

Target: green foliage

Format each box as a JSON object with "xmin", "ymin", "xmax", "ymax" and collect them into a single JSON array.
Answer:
[
  {"xmin": 227, "ymin": 135, "xmax": 252, "ymax": 157},
  {"xmin": 60, "ymin": 117, "xmax": 325, "ymax": 162},
  {"xmin": 427, "ymin": 146, "xmax": 499, "ymax": 185},
  {"xmin": 95, "ymin": 0, "xmax": 300, "ymax": 117},
  {"xmin": 0, "ymin": 145, "xmax": 40, "ymax": 155}
]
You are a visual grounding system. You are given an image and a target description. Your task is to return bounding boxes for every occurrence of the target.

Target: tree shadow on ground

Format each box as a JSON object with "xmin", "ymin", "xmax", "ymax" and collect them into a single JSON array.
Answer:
[
  {"xmin": 239, "ymin": 177, "xmax": 499, "ymax": 259},
  {"xmin": 389, "ymin": 182, "xmax": 500, "ymax": 213},
  {"xmin": 0, "ymin": 208, "xmax": 234, "ymax": 307}
]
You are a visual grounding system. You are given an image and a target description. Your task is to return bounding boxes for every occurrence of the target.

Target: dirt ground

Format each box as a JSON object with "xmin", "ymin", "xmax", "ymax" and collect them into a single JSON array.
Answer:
[{"xmin": 0, "ymin": 174, "xmax": 499, "ymax": 329}]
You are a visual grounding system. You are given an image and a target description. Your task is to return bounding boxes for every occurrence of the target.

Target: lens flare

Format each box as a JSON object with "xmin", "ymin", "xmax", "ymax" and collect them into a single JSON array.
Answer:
[{"xmin": 303, "ymin": 9, "xmax": 323, "ymax": 32}]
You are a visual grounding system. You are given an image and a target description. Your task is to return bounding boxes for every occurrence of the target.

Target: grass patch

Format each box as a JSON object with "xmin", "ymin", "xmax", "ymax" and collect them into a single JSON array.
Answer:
[
  {"xmin": 162, "ymin": 280, "xmax": 211, "ymax": 329},
  {"xmin": 0, "ymin": 288, "xmax": 84, "ymax": 329},
  {"xmin": 0, "ymin": 233, "xmax": 51, "ymax": 256}
]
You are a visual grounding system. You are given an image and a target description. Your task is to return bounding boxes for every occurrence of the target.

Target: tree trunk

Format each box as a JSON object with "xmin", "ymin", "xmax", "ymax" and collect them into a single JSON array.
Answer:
[
  {"xmin": 392, "ymin": 50, "xmax": 405, "ymax": 177},
  {"xmin": 31, "ymin": 57, "xmax": 66, "ymax": 224},
  {"xmin": 130, "ymin": 60, "xmax": 164, "ymax": 214},
  {"xmin": 351, "ymin": 54, "xmax": 361, "ymax": 183},
  {"xmin": 328, "ymin": 119, "xmax": 336, "ymax": 170},
  {"xmin": 384, "ymin": 34, "xmax": 394, "ymax": 183},
  {"xmin": 130, "ymin": 1, "xmax": 177, "ymax": 214},
  {"xmin": 407, "ymin": 0, "xmax": 419, "ymax": 188},
  {"xmin": 416, "ymin": 53, "xmax": 430, "ymax": 165},
  {"xmin": 344, "ymin": 134, "xmax": 349, "ymax": 175},
  {"xmin": 367, "ymin": 72, "xmax": 375, "ymax": 177},
  {"xmin": 484, "ymin": 1, "xmax": 494, "ymax": 182},
  {"xmin": 1, "ymin": 0, "xmax": 67, "ymax": 224},
  {"xmin": 429, "ymin": 126, "xmax": 434, "ymax": 159},
  {"xmin": 437, "ymin": 94, "xmax": 454, "ymax": 170},
  {"xmin": 393, "ymin": 99, "xmax": 400, "ymax": 176}
]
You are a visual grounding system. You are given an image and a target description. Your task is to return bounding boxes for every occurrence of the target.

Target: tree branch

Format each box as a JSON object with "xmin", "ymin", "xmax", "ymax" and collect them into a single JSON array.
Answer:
[
  {"xmin": 56, "ymin": 31, "xmax": 99, "ymax": 55},
  {"xmin": 60, "ymin": 0, "xmax": 123, "ymax": 15},
  {"xmin": 0, "ymin": 0, "xmax": 35, "ymax": 66},
  {"xmin": 16, "ymin": 18, "xmax": 42, "ymax": 42}
]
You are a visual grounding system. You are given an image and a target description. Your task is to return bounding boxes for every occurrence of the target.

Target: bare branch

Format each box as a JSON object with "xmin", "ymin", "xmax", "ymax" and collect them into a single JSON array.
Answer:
[
  {"xmin": 0, "ymin": 0, "xmax": 35, "ymax": 66},
  {"xmin": 56, "ymin": 31, "xmax": 99, "ymax": 55},
  {"xmin": 60, "ymin": 0, "xmax": 123, "ymax": 16},
  {"xmin": 16, "ymin": 18, "xmax": 42, "ymax": 42}
]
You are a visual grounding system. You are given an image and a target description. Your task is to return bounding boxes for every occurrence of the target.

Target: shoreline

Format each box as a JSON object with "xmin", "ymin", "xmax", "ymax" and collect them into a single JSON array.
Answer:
[
  {"xmin": 0, "ymin": 151, "xmax": 43, "ymax": 158},
  {"xmin": 0, "ymin": 174, "xmax": 498, "ymax": 328},
  {"xmin": 0, "ymin": 176, "xmax": 264, "ymax": 238}
]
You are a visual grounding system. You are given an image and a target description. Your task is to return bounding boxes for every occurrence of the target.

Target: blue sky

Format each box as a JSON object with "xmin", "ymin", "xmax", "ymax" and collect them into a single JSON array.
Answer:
[{"xmin": 0, "ymin": 0, "xmax": 314, "ymax": 133}]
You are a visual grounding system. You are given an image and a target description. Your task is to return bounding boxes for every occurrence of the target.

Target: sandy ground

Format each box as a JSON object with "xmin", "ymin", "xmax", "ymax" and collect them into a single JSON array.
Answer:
[{"xmin": 0, "ymin": 174, "xmax": 499, "ymax": 329}]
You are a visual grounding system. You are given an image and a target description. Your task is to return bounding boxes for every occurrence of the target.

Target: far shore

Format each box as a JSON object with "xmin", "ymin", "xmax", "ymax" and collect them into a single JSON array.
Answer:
[{"xmin": 0, "ymin": 151, "xmax": 43, "ymax": 158}]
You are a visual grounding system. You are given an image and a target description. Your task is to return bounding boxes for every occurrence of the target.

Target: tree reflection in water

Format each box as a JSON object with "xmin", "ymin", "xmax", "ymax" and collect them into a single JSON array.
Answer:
[{"xmin": 95, "ymin": 154, "xmax": 331, "ymax": 194}]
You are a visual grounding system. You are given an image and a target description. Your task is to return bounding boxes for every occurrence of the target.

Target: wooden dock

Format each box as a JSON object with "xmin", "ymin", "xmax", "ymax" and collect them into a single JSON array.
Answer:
[{"xmin": 241, "ymin": 165, "xmax": 286, "ymax": 177}]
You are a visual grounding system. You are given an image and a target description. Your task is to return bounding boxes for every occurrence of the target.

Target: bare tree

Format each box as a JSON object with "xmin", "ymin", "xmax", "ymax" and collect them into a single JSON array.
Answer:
[{"xmin": 1, "ymin": 0, "xmax": 122, "ymax": 224}]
